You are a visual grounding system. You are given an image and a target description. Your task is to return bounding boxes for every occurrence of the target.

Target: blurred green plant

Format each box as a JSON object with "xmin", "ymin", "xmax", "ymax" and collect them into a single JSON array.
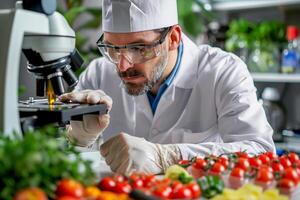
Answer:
[
  {"xmin": 177, "ymin": 0, "xmax": 215, "ymax": 38},
  {"xmin": 0, "ymin": 126, "xmax": 96, "ymax": 199},
  {"xmin": 58, "ymin": 0, "xmax": 102, "ymax": 71}
]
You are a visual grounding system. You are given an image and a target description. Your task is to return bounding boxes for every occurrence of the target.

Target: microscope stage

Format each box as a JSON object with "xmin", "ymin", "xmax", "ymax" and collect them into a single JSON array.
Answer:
[{"xmin": 19, "ymin": 99, "xmax": 107, "ymax": 126}]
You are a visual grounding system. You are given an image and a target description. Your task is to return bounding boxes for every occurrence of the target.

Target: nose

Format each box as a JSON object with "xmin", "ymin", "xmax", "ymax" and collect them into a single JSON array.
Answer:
[{"xmin": 117, "ymin": 54, "xmax": 134, "ymax": 72}]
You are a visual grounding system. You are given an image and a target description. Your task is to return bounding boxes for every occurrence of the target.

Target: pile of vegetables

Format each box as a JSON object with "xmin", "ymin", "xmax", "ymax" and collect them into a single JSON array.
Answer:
[{"xmin": 0, "ymin": 127, "xmax": 95, "ymax": 199}]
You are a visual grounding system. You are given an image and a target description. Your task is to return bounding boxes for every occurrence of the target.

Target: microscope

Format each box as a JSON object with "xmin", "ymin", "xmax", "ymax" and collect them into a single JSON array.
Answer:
[{"xmin": 0, "ymin": 0, "xmax": 106, "ymax": 137}]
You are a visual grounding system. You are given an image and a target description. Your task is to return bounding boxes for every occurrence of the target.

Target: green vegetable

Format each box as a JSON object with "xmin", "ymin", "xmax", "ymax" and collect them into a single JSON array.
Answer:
[
  {"xmin": 165, "ymin": 165, "xmax": 193, "ymax": 184},
  {"xmin": 0, "ymin": 126, "xmax": 96, "ymax": 200},
  {"xmin": 197, "ymin": 175, "xmax": 224, "ymax": 199}
]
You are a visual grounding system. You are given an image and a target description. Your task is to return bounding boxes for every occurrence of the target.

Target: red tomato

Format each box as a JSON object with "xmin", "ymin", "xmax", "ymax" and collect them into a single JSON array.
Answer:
[
  {"xmin": 153, "ymin": 186, "xmax": 172, "ymax": 199},
  {"xmin": 249, "ymin": 157, "xmax": 262, "ymax": 169},
  {"xmin": 171, "ymin": 187, "xmax": 192, "ymax": 199},
  {"xmin": 265, "ymin": 152, "xmax": 278, "ymax": 161},
  {"xmin": 255, "ymin": 168, "xmax": 274, "ymax": 184},
  {"xmin": 258, "ymin": 154, "xmax": 271, "ymax": 165},
  {"xmin": 186, "ymin": 182, "xmax": 201, "ymax": 198},
  {"xmin": 114, "ymin": 182, "xmax": 132, "ymax": 194},
  {"xmin": 14, "ymin": 187, "xmax": 48, "ymax": 200},
  {"xmin": 131, "ymin": 179, "xmax": 144, "ymax": 189},
  {"xmin": 235, "ymin": 152, "xmax": 249, "ymax": 159},
  {"xmin": 278, "ymin": 178, "xmax": 296, "ymax": 190},
  {"xmin": 230, "ymin": 167, "xmax": 245, "ymax": 179},
  {"xmin": 55, "ymin": 197, "xmax": 82, "ymax": 200},
  {"xmin": 271, "ymin": 161, "xmax": 284, "ymax": 174},
  {"xmin": 236, "ymin": 158, "xmax": 250, "ymax": 171},
  {"xmin": 98, "ymin": 177, "xmax": 116, "ymax": 191},
  {"xmin": 192, "ymin": 158, "xmax": 208, "ymax": 170},
  {"xmin": 178, "ymin": 160, "xmax": 190, "ymax": 165},
  {"xmin": 218, "ymin": 156, "xmax": 229, "ymax": 169},
  {"xmin": 114, "ymin": 175, "xmax": 126, "ymax": 183},
  {"xmin": 56, "ymin": 179, "xmax": 84, "ymax": 198},
  {"xmin": 283, "ymin": 167, "xmax": 299, "ymax": 184},
  {"xmin": 209, "ymin": 162, "xmax": 226, "ymax": 175},
  {"xmin": 287, "ymin": 152, "xmax": 300, "ymax": 163},
  {"xmin": 279, "ymin": 156, "xmax": 292, "ymax": 168},
  {"xmin": 171, "ymin": 181, "xmax": 183, "ymax": 191},
  {"xmin": 143, "ymin": 175, "xmax": 156, "ymax": 188}
]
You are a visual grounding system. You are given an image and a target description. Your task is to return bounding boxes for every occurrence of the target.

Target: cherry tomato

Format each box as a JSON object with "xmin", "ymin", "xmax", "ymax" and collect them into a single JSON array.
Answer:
[
  {"xmin": 171, "ymin": 187, "xmax": 192, "ymax": 199},
  {"xmin": 218, "ymin": 156, "xmax": 229, "ymax": 169},
  {"xmin": 249, "ymin": 157, "xmax": 262, "ymax": 169},
  {"xmin": 278, "ymin": 178, "xmax": 296, "ymax": 190},
  {"xmin": 271, "ymin": 161, "xmax": 284, "ymax": 174},
  {"xmin": 258, "ymin": 154, "xmax": 270, "ymax": 165},
  {"xmin": 209, "ymin": 162, "xmax": 226, "ymax": 175},
  {"xmin": 265, "ymin": 152, "xmax": 278, "ymax": 161},
  {"xmin": 235, "ymin": 157, "xmax": 250, "ymax": 171},
  {"xmin": 153, "ymin": 186, "xmax": 172, "ymax": 199},
  {"xmin": 14, "ymin": 188, "xmax": 48, "ymax": 200},
  {"xmin": 178, "ymin": 160, "xmax": 190, "ymax": 165},
  {"xmin": 192, "ymin": 158, "xmax": 208, "ymax": 170},
  {"xmin": 235, "ymin": 151, "xmax": 249, "ymax": 159},
  {"xmin": 283, "ymin": 167, "xmax": 299, "ymax": 184},
  {"xmin": 132, "ymin": 179, "xmax": 144, "ymax": 189},
  {"xmin": 255, "ymin": 168, "xmax": 274, "ymax": 184},
  {"xmin": 114, "ymin": 175, "xmax": 126, "ymax": 183},
  {"xmin": 55, "ymin": 196, "xmax": 82, "ymax": 200},
  {"xmin": 230, "ymin": 167, "xmax": 245, "ymax": 179},
  {"xmin": 84, "ymin": 186, "xmax": 101, "ymax": 198},
  {"xmin": 279, "ymin": 156, "xmax": 292, "ymax": 168},
  {"xmin": 98, "ymin": 177, "xmax": 116, "ymax": 192},
  {"xmin": 287, "ymin": 152, "xmax": 300, "ymax": 163},
  {"xmin": 114, "ymin": 182, "xmax": 132, "ymax": 194},
  {"xmin": 171, "ymin": 181, "xmax": 183, "ymax": 191},
  {"xmin": 186, "ymin": 182, "xmax": 201, "ymax": 199},
  {"xmin": 143, "ymin": 175, "xmax": 156, "ymax": 188},
  {"xmin": 56, "ymin": 179, "xmax": 84, "ymax": 198}
]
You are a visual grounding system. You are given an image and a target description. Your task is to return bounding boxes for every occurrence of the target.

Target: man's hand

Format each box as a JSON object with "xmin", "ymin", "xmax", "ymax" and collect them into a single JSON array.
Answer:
[
  {"xmin": 59, "ymin": 90, "xmax": 113, "ymax": 147},
  {"xmin": 100, "ymin": 133, "xmax": 182, "ymax": 175}
]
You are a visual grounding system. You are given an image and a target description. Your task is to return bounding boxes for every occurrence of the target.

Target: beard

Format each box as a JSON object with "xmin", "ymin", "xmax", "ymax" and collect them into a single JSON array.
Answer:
[{"xmin": 118, "ymin": 49, "xmax": 169, "ymax": 96}]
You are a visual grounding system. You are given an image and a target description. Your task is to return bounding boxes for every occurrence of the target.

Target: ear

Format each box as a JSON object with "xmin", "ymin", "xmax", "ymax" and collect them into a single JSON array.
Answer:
[{"xmin": 168, "ymin": 25, "xmax": 182, "ymax": 51}]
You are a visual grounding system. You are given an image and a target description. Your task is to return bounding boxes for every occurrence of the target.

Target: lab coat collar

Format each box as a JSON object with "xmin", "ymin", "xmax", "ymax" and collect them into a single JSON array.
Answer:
[{"xmin": 171, "ymin": 33, "xmax": 199, "ymax": 89}]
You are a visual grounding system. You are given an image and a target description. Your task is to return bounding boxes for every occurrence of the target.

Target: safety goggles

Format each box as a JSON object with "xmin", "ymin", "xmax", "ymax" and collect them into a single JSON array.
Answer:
[{"xmin": 96, "ymin": 27, "xmax": 171, "ymax": 64}]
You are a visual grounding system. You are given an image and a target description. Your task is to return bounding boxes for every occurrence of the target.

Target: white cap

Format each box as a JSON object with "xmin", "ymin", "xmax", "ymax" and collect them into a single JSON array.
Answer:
[{"xmin": 102, "ymin": 0, "xmax": 178, "ymax": 33}]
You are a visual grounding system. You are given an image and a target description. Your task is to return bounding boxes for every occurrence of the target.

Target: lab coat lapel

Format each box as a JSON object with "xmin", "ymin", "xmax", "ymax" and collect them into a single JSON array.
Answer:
[{"xmin": 135, "ymin": 94, "xmax": 153, "ymax": 122}]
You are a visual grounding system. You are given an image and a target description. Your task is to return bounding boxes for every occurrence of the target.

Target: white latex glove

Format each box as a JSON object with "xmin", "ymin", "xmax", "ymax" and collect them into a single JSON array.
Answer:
[
  {"xmin": 100, "ymin": 133, "xmax": 182, "ymax": 175},
  {"xmin": 58, "ymin": 90, "xmax": 113, "ymax": 147}
]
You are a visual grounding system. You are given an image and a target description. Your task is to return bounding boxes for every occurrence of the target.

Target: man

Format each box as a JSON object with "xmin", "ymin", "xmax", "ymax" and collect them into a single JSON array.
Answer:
[{"xmin": 59, "ymin": 0, "xmax": 275, "ymax": 175}]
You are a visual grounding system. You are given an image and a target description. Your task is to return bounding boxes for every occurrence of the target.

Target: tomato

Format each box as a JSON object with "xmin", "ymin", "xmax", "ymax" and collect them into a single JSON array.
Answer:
[
  {"xmin": 218, "ymin": 156, "xmax": 229, "ymax": 169},
  {"xmin": 171, "ymin": 187, "xmax": 192, "ymax": 199},
  {"xmin": 258, "ymin": 154, "xmax": 270, "ymax": 165},
  {"xmin": 178, "ymin": 160, "xmax": 190, "ymax": 165},
  {"xmin": 84, "ymin": 186, "xmax": 101, "ymax": 198},
  {"xmin": 98, "ymin": 177, "xmax": 116, "ymax": 191},
  {"xmin": 171, "ymin": 181, "xmax": 183, "ymax": 191},
  {"xmin": 271, "ymin": 161, "xmax": 284, "ymax": 174},
  {"xmin": 14, "ymin": 187, "xmax": 48, "ymax": 200},
  {"xmin": 279, "ymin": 156, "xmax": 292, "ymax": 168},
  {"xmin": 143, "ymin": 175, "xmax": 156, "ymax": 188},
  {"xmin": 230, "ymin": 167, "xmax": 245, "ymax": 179},
  {"xmin": 249, "ymin": 157, "xmax": 262, "ymax": 169},
  {"xmin": 186, "ymin": 182, "xmax": 201, "ymax": 198},
  {"xmin": 265, "ymin": 152, "xmax": 278, "ymax": 161},
  {"xmin": 192, "ymin": 158, "xmax": 208, "ymax": 170},
  {"xmin": 235, "ymin": 151, "xmax": 249, "ymax": 159},
  {"xmin": 114, "ymin": 175, "xmax": 126, "ymax": 183},
  {"xmin": 209, "ymin": 162, "xmax": 226, "ymax": 175},
  {"xmin": 56, "ymin": 179, "xmax": 84, "ymax": 198},
  {"xmin": 283, "ymin": 167, "xmax": 299, "ymax": 184},
  {"xmin": 113, "ymin": 182, "xmax": 132, "ymax": 194},
  {"xmin": 287, "ymin": 152, "xmax": 300, "ymax": 163},
  {"xmin": 56, "ymin": 197, "xmax": 82, "ymax": 200},
  {"xmin": 153, "ymin": 186, "xmax": 172, "ymax": 199},
  {"xmin": 235, "ymin": 158, "xmax": 250, "ymax": 171},
  {"xmin": 255, "ymin": 168, "xmax": 274, "ymax": 184},
  {"xmin": 131, "ymin": 179, "xmax": 144, "ymax": 189},
  {"xmin": 278, "ymin": 178, "xmax": 296, "ymax": 190}
]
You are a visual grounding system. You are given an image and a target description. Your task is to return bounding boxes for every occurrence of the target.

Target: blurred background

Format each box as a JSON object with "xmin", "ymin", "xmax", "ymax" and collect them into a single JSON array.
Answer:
[{"xmin": 15, "ymin": 0, "xmax": 300, "ymax": 150}]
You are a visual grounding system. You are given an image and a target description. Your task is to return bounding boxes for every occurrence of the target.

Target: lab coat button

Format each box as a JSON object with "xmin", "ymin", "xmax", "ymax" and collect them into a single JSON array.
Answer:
[{"xmin": 152, "ymin": 128, "xmax": 159, "ymax": 135}]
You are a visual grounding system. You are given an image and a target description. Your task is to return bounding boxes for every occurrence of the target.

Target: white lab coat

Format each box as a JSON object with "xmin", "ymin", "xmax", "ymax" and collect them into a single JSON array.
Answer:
[{"xmin": 75, "ymin": 34, "xmax": 275, "ymax": 160}]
